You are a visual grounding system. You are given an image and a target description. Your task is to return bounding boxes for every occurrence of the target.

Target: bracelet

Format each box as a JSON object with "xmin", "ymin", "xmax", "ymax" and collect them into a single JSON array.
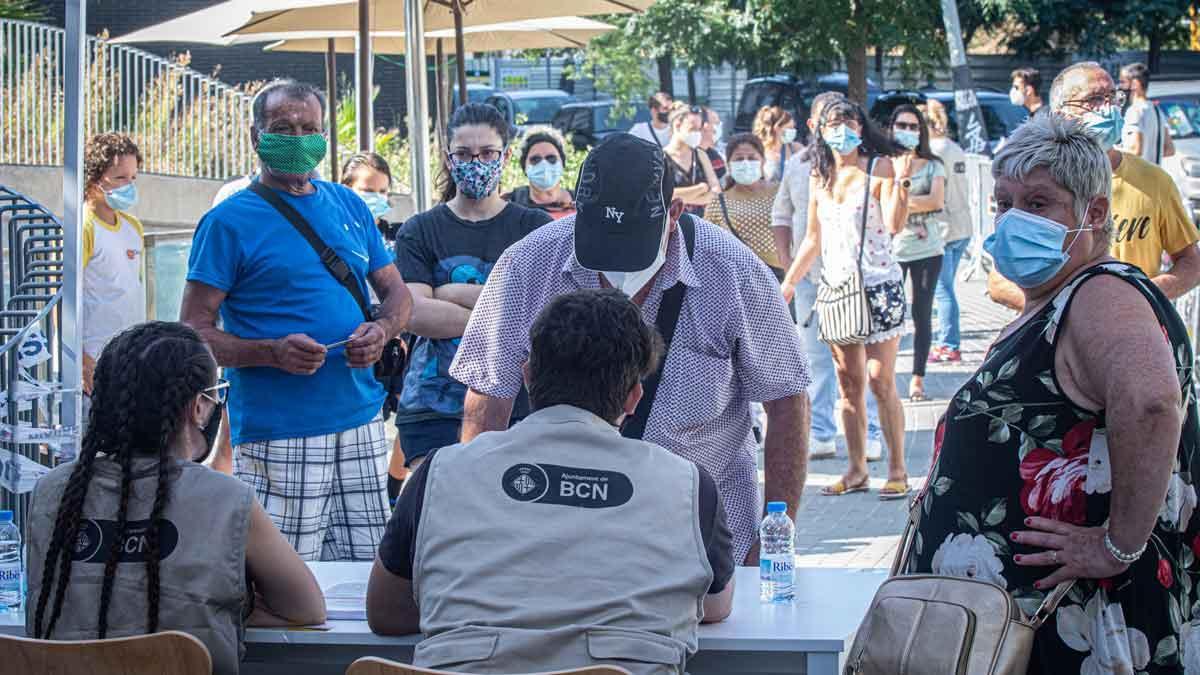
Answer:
[{"xmin": 1104, "ymin": 531, "xmax": 1146, "ymax": 565}]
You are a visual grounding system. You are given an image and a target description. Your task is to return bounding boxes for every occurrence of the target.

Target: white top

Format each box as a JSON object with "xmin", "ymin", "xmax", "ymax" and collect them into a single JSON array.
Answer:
[
  {"xmin": 816, "ymin": 182, "xmax": 902, "ymax": 288},
  {"xmin": 82, "ymin": 210, "xmax": 146, "ymax": 356},
  {"xmin": 629, "ymin": 120, "xmax": 673, "ymax": 148},
  {"xmin": 1123, "ymin": 99, "xmax": 1167, "ymax": 164},
  {"xmin": 929, "ymin": 136, "xmax": 972, "ymax": 243}
]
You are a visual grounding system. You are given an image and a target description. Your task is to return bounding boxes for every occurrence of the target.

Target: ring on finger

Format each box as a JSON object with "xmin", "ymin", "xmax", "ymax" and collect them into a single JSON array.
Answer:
[{"xmin": 1051, "ymin": 550, "xmax": 1060, "ymax": 565}]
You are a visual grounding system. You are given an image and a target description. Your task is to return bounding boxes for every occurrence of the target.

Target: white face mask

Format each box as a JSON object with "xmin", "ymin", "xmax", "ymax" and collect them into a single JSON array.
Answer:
[
  {"xmin": 1009, "ymin": 87, "xmax": 1026, "ymax": 108},
  {"xmin": 781, "ymin": 127, "xmax": 798, "ymax": 144},
  {"xmin": 601, "ymin": 220, "xmax": 671, "ymax": 297},
  {"xmin": 683, "ymin": 131, "xmax": 703, "ymax": 149}
]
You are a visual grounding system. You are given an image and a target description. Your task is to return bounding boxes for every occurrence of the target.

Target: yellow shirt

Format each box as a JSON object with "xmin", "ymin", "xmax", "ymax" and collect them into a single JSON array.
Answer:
[{"xmin": 1110, "ymin": 153, "xmax": 1197, "ymax": 277}]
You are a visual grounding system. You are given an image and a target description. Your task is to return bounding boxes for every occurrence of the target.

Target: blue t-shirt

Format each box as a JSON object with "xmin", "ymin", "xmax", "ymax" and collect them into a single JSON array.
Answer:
[{"xmin": 187, "ymin": 180, "xmax": 392, "ymax": 445}]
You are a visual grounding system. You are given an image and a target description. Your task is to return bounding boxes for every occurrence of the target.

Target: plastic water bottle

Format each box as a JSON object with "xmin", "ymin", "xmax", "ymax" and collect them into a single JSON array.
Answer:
[
  {"xmin": 759, "ymin": 502, "xmax": 795, "ymax": 603},
  {"xmin": 0, "ymin": 511, "xmax": 21, "ymax": 613}
]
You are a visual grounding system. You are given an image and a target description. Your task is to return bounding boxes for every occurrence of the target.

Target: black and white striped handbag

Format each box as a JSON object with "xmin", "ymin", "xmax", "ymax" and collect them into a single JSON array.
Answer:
[{"xmin": 817, "ymin": 157, "xmax": 876, "ymax": 346}]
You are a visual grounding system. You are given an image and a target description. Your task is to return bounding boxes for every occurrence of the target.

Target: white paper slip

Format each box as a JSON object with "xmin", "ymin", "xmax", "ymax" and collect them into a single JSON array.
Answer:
[{"xmin": 323, "ymin": 581, "xmax": 368, "ymax": 621}]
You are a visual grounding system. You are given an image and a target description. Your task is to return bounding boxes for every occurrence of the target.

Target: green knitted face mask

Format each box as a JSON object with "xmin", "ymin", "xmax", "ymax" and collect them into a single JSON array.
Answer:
[{"xmin": 256, "ymin": 132, "xmax": 327, "ymax": 175}]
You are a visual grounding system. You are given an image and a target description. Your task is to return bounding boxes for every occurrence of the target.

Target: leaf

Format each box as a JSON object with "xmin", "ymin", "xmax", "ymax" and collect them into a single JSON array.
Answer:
[
  {"xmin": 924, "ymin": 490, "xmax": 934, "ymax": 515},
  {"xmin": 969, "ymin": 400, "xmax": 990, "ymax": 413},
  {"xmin": 1001, "ymin": 405, "xmax": 1023, "ymax": 423},
  {"xmin": 1067, "ymin": 583, "xmax": 1087, "ymax": 605},
  {"xmin": 1044, "ymin": 439, "xmax": 1064, "ymax": 456},
  {"xmin": 988, "ymin": 418, "xmax": 1011, "ymax": 444},
  {"xmin": 914, "ymin": 531, "xmax": 924, "ymax": 556},
  {"xmin": 997, "ymin": 357, "xmax": 1020, "ymax": 380},
  {"xmin": 981, "ymin": 371, "xmax": 995, "ymax": 388},
  {"xmin": 984, "ymin": 531, "xmax": 1011, "ymax": 556},
  {"xmin": 933, "ymin": 476, "xmax": 954, "ymax": 496},
  {"xmin": 1029, "ymin": 414, "xmax": 1057, "ymax": 438},
  {"xmin": 956, "ymin": 511, "xmax": 980, "ymax": 532},
  {"xmin": 1037, "ymin": 371, "xmax": 1059, "ymax": 395},
  {"xmin": 1154, "ymin": 635, "xmax": 1179, "ymax": 666},
  {"xmin": 986, "ymin": 385, "xmax": 1017, "ymax": 402},
  {"xmin": 1170, "ymin": 593, "xmax": 1184, "ymax": 632},
  {"xmin": 1185, "ymin": 546, "xmax": 1196, "ymax": 570},
  {"xmin": 984, "ymin": 498, "xmax": 1007, "ymax": 526},
  {"xmin": 955, "ymin": 389, "xmax": 972, "ymax": 405},
  {"xmin": 1018, "ymin": 433, "xmax": 1037, "ymax": 461},
  {"xmin": 1013, "ymin": 589, "xmax": 1046, "ymax": 617}
]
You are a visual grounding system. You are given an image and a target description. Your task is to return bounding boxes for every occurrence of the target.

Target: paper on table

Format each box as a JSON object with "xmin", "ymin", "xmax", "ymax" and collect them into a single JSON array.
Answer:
[{"xmin": 324, "ymin": 581, "xmax": 368, "ymax": 621}]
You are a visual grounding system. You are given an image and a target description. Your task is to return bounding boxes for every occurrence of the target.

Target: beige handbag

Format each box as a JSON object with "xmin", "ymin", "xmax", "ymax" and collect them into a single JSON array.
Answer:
[{"xmin": 844, "ymin": 489, "xmax": 1073, "ymax": 674}]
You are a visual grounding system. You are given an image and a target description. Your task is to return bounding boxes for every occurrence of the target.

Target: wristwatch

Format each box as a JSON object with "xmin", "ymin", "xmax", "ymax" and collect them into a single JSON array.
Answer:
[{"xmin": 899, "ymin": 178, "xmax": 912, "ymax": 190}]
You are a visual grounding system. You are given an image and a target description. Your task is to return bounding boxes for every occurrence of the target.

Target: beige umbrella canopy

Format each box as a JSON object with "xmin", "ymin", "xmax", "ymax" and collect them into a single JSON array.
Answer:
[{"xmin": 263, "ymin": 16, "xmax": 616, "ymax": 53}]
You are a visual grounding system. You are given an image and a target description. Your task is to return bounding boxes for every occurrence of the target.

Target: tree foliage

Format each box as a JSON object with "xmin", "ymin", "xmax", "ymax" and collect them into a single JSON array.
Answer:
[
  {"xmin": 0, "ymin": 0, "xmax": 44, "ymax": 21},
  {"xmin": 977, "ymin": 0, "xmax": 1196, "ymax": 58}
]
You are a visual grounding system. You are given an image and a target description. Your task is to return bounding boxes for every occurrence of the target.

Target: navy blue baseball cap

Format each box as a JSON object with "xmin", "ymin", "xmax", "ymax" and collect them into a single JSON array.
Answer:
[{"xmin": 573, "ymin": 133, "xmax": 675, "ymax": 272}]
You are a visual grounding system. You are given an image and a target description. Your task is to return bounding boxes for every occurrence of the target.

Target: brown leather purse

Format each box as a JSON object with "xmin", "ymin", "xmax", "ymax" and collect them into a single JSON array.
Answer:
[{"xmin": 844, "ymin": 489, "xmax": 1073, "ymax": 674}]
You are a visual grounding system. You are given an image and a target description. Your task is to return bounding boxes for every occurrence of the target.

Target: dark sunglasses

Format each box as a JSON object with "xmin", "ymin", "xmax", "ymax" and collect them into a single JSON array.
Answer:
[
  {"xmin": 893, "ymin": 122, "xmax": 920, "ymax": 132},
  {"xmin": 526, "ymin": 154, "xmax": 560, "ymax": 165}
]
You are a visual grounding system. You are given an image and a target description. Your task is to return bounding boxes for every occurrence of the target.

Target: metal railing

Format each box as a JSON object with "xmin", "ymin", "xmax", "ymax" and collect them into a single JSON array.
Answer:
[
  {"xmin": 0, "ymin": 186, "xmax": 66, "ymax": 528},
  {"xmin": 1, "ymin": 19, "xmax": 256, "ymax": 180}
]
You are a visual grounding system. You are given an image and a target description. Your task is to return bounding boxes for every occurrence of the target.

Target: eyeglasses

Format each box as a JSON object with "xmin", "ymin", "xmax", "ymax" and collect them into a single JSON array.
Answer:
[
  {"xmin": 526, "ymin": 154, "xmax": 560, "ymax": 166},
  {"xmin": 1061, "ymin": 89, "xmax": 1127, "ymax": 113},
  {"xmin": 449, "ymin": 148, "xmax": 503, "ymax": 164},
  {"xmin": 201, "ymin": 379, "xmax": 230, "ymax": 406},
  {"xmin": 893, "ymin": 122, "xmax": 920, "ymax": 132}
]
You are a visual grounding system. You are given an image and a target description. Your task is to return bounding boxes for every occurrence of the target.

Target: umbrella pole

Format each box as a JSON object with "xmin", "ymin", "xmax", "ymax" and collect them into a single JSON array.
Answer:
[
  {"xmin": 453, "ymin": 0, "xmax": 468, "ymax": 106},
  {"xmin": 356, "ymin": 0, "xmax": 373, "ymax": 152},
  {"xmin": 326, "ymin": 38, "xmax": 339, "ymax": 182},
  {"xmin": 436, "ymin": 38, "xmax": 448, "ymax": 150},
  {"xmin": 404, "ymin": 0, "xmax": 432, "ymax": 210}
]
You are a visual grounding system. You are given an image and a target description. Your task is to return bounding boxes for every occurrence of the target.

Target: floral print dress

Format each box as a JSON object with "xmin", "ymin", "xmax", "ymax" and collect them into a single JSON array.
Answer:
[{"xmin": 906, "ymin": 263, "xmax": 1200, "ymax": 674}]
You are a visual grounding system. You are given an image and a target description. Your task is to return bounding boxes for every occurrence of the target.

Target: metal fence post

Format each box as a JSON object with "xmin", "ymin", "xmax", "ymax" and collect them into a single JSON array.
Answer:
[{"xmin": 60, "ymin": 0, "xmax": 86, "ymax": 464}]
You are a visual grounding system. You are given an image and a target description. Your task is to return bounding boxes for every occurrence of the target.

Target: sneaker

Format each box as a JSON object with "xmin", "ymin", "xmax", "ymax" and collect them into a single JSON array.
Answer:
[
  {"xmin": 865, "ymin": 438, "xmax": 884, "ymax": 462},
  {"xmin": 927, "ymin": 346, "xmax": 946, "ymax": 364},
  {"xmin": 810, "ymin": 437, "xmax": 837, "ymax": 460},
  {"xmin": 942, "ymin": 349, "xmax": 962, "ymax": 363}
]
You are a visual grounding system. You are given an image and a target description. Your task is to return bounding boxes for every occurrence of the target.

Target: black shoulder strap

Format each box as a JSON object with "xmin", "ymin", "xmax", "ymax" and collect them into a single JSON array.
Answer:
[
  {"xmin": 1155, "ymin": 105, "xmax": 1164, "ymax": 165},
  {"xmin": 249, "ymin": 181, "xmax": 372, "ymax": 322},
  {"xmin": 621, "ymin": 215, "xmax": 696, "ymax": 440},
  {"xmin": 717, "ymin": 193, "xmax": 746, "ymax": 244}
]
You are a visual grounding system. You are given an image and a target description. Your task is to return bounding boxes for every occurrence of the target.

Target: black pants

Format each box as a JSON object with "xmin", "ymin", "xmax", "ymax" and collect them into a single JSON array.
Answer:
[{"xmin": 900, "ymin": 255, "xmax": 943, "ymax": 378}]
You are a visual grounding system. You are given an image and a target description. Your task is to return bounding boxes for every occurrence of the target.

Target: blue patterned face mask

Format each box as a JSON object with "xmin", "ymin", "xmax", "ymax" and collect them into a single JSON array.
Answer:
[
  {"xmin": 450, "ymin": 155, "xmax": 504, "ymax": 200},
  {"xmin": 104, "ymin": 182, "xmax": 138, "ymax": 211},
  {"xmin": 984, "ymin": 208, "xmax": 1092, "ymax": 288}
]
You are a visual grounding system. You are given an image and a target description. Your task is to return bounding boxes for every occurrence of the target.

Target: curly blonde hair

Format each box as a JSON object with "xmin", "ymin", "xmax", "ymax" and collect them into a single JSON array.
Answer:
[
  {"xmin": 923, "ymin": 99, "xmax": 950, "ymax": 138},
  {"xmin": 752, "ymin": 106, "xmax": 793, "ymax": 147},
  {"xmin": 84, "ymin": 133, "xmax": 142, "ymax": 188}
]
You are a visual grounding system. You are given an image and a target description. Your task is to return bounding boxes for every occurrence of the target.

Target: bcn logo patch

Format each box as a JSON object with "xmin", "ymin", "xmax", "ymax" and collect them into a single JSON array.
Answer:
[
  {"xmin": 501, "ymin": 463, "xmax": 633, "ymax": 508},
  {"xmin": 71, "ymin": 518, "xmax": 179, "ymax": 563}
]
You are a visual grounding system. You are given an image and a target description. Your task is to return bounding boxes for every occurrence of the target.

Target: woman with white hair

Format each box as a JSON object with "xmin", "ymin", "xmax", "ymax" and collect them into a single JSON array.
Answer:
[{"xmin": 902, "ymin": 113, "xmax": 1199, "ymax": 672}]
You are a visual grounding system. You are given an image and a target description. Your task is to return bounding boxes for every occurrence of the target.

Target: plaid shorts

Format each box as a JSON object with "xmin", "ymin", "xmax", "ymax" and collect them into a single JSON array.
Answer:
[{"xmin": 235, "ymin": 415, "xmax": 389, "ymax": 561}]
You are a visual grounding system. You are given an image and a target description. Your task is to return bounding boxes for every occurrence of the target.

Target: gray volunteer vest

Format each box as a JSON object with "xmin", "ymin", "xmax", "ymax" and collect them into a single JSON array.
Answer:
[
  {"xmin": 26, "ymin": 456, "xmax": 254, "ymax": 675},
  {"xmin": 413, "ymin": 405, "xmax": 713, "ymax": 675}
]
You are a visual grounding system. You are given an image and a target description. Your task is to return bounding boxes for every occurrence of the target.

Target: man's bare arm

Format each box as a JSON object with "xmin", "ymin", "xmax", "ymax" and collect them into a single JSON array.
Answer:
[
  {"xmin": 460, "ymin": 389, "xmax": 516, "ymax": 443},
  {"xmin": 181, "ymin": 281, "xmax": 282, "ymax": 368},
  {"xmin": 748, "ymin": 393, "xmax": 809, "ymax": 566},
  {"xmin": 1152, "ymin": 243, "xmax": 1200, "ymax": 299}
]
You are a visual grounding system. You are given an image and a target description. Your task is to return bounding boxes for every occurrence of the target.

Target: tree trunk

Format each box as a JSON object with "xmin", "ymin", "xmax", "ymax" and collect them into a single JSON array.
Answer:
[
  {"xmin": 687, "ymin": 67, "xmax": 697, "ymax": 103},
  {"xmin": 657, "ymin": 55, "xmax": 675, "ymax": 96},
  {"xmin": 874, "ymin": 45, "xmax": 884, "ymax": 90},
  {"xmin": 1148, "ymin": 22, "xmax": 1163, "ymax": 74},
  {"xmin": 846, "ymin": 43, "xmax": 869, "ymax": 106}
]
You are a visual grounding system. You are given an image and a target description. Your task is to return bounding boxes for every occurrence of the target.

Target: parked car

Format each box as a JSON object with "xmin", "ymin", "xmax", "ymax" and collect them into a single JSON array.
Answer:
[
  {"xmin": 733, "ymin": 73, "xmax": 883, "ymax": 142},
  {"xmin": 1149, "ymin": 81, "xmax": 1200, "ymax": 226},
  {"xmin": 551, "ymin": 101, "xmax": 638, "ymax": 151},
  {"xmin": 484, "ymin": 89, "xmax": 575, "ymax": 131},
  {"xmin": 869, "ymin": 89, "xmax": 1028, "ymax": 155},
  {"xmin": 451, "ymin": 83, "xmax": 496, "ymax": 109}
]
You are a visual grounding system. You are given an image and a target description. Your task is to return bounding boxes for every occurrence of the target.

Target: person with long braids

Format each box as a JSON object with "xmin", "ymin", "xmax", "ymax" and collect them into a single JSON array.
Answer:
[{"xmin": 24, "ymin": 322, "xmax": 326, "ymax": 675}]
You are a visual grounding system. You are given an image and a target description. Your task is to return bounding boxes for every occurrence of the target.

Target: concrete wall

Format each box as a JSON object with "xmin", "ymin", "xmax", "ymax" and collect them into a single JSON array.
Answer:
[{"xmin": 0, "ymin": 164, "xmax": 226, "ymax": 231}]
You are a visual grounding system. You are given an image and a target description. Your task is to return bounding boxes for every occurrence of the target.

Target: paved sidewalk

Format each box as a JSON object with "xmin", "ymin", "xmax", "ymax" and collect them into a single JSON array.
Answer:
[{"xmin": 783, "ymin": 274, "xmax": 1016, "ymax": 568}]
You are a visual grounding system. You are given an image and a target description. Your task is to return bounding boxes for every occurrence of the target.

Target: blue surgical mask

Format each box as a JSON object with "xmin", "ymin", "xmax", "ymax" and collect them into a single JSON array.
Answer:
[
  {"xmin": 1081, "ymin": 105, "xmax": 1124, "ymax": 151},
  {"xmin": 822, "ymin": 125, "xmax": 862, "ymax": 155},
  {"xmin": 782, "ymin": 127, "xmax": 797, "ymax": 144},
  {"xmin": 526, "ymin": 160, "xmax": 564, "ymax": 190},
  {"xmin": 729, "ymin": 160, "xmax": 762, "ymax": 186},
  {"xmin": 356, "ymin": 191, "xmax": 390, "ymax": 219},
  {"xmin": 104, "ymin": 182, "xmax": 138, "ymax": 211},
  {"xmin": 894, "ymin": 129, "xmax": 920, "ymax": 150},
  {"xmin": 983, "ymin": 208, "xmax": 1092, "ymax": 288}
]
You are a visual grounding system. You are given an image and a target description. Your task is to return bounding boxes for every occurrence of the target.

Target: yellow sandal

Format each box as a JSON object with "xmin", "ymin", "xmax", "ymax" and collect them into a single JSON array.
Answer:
[
  {"xmin": 878, "ymin": 478, "xmax": 911, "ymax": 501},
  {"xmin": 820, "ymin": 477, "xmax": 870, "ymax": 497}
]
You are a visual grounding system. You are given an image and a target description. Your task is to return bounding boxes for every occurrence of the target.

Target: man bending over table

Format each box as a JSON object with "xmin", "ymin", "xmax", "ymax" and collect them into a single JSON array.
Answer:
[{"xmin": 366, "ymin": 288, "xmax": 735, "ymax": 675}]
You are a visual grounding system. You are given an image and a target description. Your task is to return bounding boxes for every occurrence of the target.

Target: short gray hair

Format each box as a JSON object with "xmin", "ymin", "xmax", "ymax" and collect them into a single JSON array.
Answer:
[
  {"xmin": 252, "ymin": 79, "xmax": 327, "ymax": 131},
  {"xmin": 992, "ymin": 113, "xmax": 1113, "ymax": 243},
  {"xmin": 1049, "ymin": 61, "xmax": 1105, "ymax": 112}
]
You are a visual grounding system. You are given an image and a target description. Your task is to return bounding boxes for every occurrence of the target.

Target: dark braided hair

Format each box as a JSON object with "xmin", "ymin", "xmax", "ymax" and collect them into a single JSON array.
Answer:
[{"xmin": 33, "ymin": 322, "xmax": 217, "ymax": 639}]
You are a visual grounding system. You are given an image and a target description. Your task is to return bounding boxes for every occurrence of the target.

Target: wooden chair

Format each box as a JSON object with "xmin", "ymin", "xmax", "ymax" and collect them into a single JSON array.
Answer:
[
  {"xmin": 0, "ymin": 630, "xmax": 212, "ymax": 674},
  {"xmin": 346, "ymin": 657, "xmax": 633, "ymax": 675}
]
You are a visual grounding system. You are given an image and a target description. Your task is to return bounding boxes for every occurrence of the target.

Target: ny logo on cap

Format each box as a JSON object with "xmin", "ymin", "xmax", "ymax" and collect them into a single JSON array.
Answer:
[{"xmin": 605, "ymin": 207, "xmax": 625, "ymax": 223}]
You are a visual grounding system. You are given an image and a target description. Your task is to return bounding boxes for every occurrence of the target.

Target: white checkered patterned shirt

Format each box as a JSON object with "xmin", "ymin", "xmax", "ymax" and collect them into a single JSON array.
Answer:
[{"xmin": 449, "ymin": 215, "xmax": 811, "ymax": 561}]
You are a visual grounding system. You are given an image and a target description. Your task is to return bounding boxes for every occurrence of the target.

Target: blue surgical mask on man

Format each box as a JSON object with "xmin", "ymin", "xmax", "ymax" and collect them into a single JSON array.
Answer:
[
  {"xmin": 526, "ymin": 160, "xmax": 564, "ymax": 191},
  {"xmin": 104, "ymin": 182, "xmax": 138, "ymax": 211},
  {"xmin": 1080, "ymin": 104, "xmax": 1124, "ymax": 151},
  {"xmin": 983, "ymin": 207, "xmax": 1093, "ymax": 288},
  {"xmin": 822, "ymin": 125, "xmax": 862, "ymax": 155},
  {"xmin": 356, "ymin": 191, "xmax": 390, "ymax": 219}
]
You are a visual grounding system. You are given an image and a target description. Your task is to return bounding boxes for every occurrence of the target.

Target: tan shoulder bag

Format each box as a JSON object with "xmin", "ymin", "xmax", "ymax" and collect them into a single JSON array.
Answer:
[{"xmin": 844, "ymin": 488, "xmax": 1073, "ymax": 674}]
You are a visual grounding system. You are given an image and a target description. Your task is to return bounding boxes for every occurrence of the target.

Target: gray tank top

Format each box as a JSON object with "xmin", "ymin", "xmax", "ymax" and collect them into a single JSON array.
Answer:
[{"xmin": 25, "ymin": 455, "xmax": 254, "ymax": 675}]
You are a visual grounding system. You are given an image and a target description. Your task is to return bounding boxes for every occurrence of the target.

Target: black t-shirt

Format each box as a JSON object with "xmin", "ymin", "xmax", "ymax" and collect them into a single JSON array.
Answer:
[
  {"xmin": 393, "ymin": 203, "xmax": 552, "ymax": 424},
  {"xmin": 504, "ymin": 186, "xmax": 576, "ymax": 220},
  {"xmin": 379, "ymin": 447, "xmax": 736, "ymax": 594}
]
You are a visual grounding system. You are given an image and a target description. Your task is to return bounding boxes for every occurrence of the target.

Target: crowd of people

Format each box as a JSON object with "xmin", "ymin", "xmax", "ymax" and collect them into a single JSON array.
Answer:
[{"xmin": 29, "ymin": 57, "xmax": 1200, "ymax": 674}]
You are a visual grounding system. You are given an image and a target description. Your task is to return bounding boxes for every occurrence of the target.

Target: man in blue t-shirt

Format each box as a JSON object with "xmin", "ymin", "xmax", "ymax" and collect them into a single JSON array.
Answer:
[{"xmin": 182, "ymin": 79, "xmax": 413, "ymax": 561}]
